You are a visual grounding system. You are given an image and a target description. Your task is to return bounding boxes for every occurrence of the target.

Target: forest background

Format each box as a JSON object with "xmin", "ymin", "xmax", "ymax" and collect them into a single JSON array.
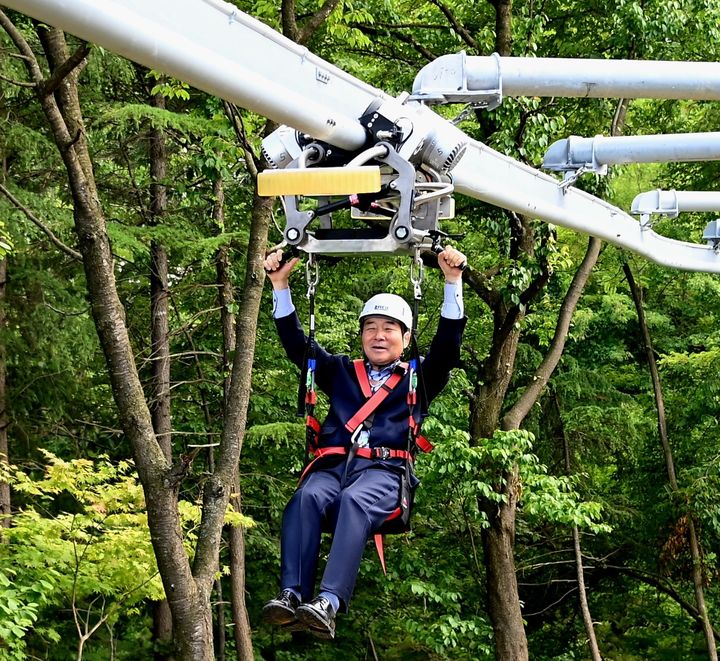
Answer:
[{"xmin": 0, "ymin": 0, "xmax": 719, "ymax": 659}]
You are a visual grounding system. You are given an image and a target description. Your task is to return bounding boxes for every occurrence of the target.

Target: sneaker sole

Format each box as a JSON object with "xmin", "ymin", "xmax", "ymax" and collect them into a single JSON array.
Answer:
[{"xmin": 305, "ymin": 625, "xmax": 335, "ymax": 640}]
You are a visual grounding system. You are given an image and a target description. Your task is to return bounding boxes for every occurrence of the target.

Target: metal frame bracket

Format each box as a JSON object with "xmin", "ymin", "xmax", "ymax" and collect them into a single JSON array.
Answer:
[
  {"xmin": 409, "ymin": 52, "xmax": 503, "ymax": 110},
  {"xmin": 277, "ymin": 142, "xmax": 453, "ymax": 256}
]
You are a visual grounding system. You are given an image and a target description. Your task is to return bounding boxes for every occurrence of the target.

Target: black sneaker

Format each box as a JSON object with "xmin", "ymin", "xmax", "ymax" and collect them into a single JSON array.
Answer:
[
  {"xmin": 295, "ymin": 595, "xmax": 336, "ymax": 640},
  {"xmin": 262, "ymin": 589, "xmax": 301, "ymax": 627}
]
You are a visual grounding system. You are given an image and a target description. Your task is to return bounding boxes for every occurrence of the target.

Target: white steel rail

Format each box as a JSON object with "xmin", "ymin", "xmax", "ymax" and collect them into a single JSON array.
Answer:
[
  {"xmin": 452, "ymin": 142, "xmax": 720, "ymax": 272},
  {"xmin": 4, "ymin": 0, "xmax": 720, "ymax": 272},
  {"xmin": 544, "ymin": 133, "xmax": 720, "ymax": 172},
  {"xmin": 3, "ymin": 0, "xmax": 379, "ymax": 149},
  {"xmin": 412, "ymin": 52, "xmax": 720, "ymax": 104}
]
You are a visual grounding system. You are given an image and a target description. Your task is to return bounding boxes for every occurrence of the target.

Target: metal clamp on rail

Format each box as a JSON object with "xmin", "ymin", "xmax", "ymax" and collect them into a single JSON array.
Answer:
[{"xmin": 257, "ymin": 137, "xmax": 455, "ymax": 256}]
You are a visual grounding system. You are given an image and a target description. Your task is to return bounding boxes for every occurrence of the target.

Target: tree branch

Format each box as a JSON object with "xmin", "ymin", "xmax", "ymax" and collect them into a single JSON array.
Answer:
[
  {"xmin": 463, "ymin": 264, "xmax": 501, "ymax": 308},
  {"xmin": 0, "ymin": 183, "xmax": 82, "ymax": 260},
  {"xmin": 0, "ymin": 72, "xmax": 35, "ymax": 87},
  {"xmin": 299, "ymin": 0, "xmax": 342, "ymax": 44},
  {"xmin": 345, "ymin": 45, "xmax": 419, "ymax": 67},
  {"xmin": 487, "ymin": 257, "xmax": 551, "ymax": 366},
  {"xmin": 502, "ymin": 236, "xmax": 601, "ymax": 430},
  {"xmin": 601, "ymin": 564, "xmax": 720, "ymax": 641},
  {"xmin": 428, "ymin": 0, "xmax": 478, "ymax": 50},
  {"xmin": 223, "ymin": 102, "xmax": 260, "ymax": 179},
  {"xmin": 41, "ymin": 41, "xmax": 90, "ymax": 96},
  {"xmin": 508, "ymin": 210, "xmax": 525, "ymax": 260},
  {"xmin": 371, "ymin": 21, "xmax": 451, "ymax": 30},
  {"xmin": 0, "ymin": 17, "xmax": 79, "ymax": 166},
  {"xmin": 519, "ymin": 260, "xmax": 552, "ymax": 308},
  {"xmin": 0, "ymin": 10, "xmax": 46, "ymax": 86},
  {"xmin": 356, "ymin": 24, "xmax": 437, "ymax": 61}
]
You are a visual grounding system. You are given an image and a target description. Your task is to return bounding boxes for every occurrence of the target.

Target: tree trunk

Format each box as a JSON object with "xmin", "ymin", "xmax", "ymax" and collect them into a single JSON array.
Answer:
[
  {"xmin": 206, "ymin": 177, "xmax": 227, "ymax": 661},
  {"xmin": 470, "ymin": 310, "xmax": 528, "ymax": 660},
  {"xmin": 1, "ymin": 11, "xmax": 311, "ymax": 661},
  {"xmin": 479, "ymin": 465, "xmax": 527, "ymax": 660},
  {"xmin": 152, "ymin": 602, "xmax": 174, "ymax": 660},
  {"xmin": 570, "ymin": 526, "xmax": 601, "ymax": 660},
  {"xmin": 228, "ymin": 487, "xmax": 254, "ymax": 661},
  {"xmin": 10, "ymin": 22, "xmax": 215, "ymax": 659},
  {"xmin": 497, "ymin": 233, "xmax": 602, "ymax": 659},
  {"xmin": 0, "ymin": 256, "xmax": 9, "ymax": 528},
  {"xmin": 624, "ymin": 263, "xmax": 718, "ymax": 661},
  {"xmin": 147, "ymin": 86, "xmax": 176, "ymax": 659},
  {"xmin": 213, "ymin": 179, "xmax": 254, "ymax": 660},
  {"xmin": 560, "ymin": 400, "xmax": 602, "ymax": 661},
  {"xmin": 490, "ymin": 0, "xmax": 513, "ymax": 56},
  {"xmin": 471, "ymin": 311, "xmax": 521, "ymax": 439},
  {"xmin": 217, "ymin": 192, "xmax": 274, "ymax": 654},
  {"xmin": 473, "ymin": 233, "xmax": 600, "ymax": 659},
  {"xmin": 149, "ymin": 89, "xmax": 172, "ymax": 461}
]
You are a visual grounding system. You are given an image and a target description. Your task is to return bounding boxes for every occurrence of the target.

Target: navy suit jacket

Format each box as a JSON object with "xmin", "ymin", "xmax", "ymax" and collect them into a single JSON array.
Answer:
[{"xmin": 276, "ymin": 311, "xmax": 466, "ymax": 461}]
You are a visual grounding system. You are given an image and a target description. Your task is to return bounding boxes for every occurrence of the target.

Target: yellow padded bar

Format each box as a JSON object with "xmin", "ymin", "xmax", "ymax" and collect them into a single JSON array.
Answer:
[{"xmin": 258, "ymin": 166, "xmax": 381, "ymax": 197}]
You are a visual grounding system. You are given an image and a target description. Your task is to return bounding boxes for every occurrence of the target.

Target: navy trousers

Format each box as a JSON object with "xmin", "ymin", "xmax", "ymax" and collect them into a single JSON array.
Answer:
[{"xmin": 280, "ymin": 459, "xmax": 401, "ymax": 609}]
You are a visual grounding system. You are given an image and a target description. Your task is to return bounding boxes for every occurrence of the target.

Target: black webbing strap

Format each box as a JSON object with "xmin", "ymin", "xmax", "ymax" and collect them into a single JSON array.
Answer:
[
  {"xmin": 297, "ymin": 290, "xmax": 315, "ymax": 417},
  {"xmin": 299, "ymin": 257, "xmax": 319, "ymax": 464}
]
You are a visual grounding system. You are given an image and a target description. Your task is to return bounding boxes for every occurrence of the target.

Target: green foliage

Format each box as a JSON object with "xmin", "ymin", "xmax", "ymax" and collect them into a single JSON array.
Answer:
[
  {"xmin": 423, "ymin": 425, "xmax": 608, "ymax": 532},
  {"xmin": 325, "ymin": 1, "xmax": 374, "ymax": 49},
  {"xmin": 0, "ymin": 568, "xmax": 45, "ymax": 660},
  {"xmin": 0, "ymin": 453, "xmax": 162, "ymax": 655},
  {"xmin": 149, "ymin": 76, "xmax": 191, "ymax": 101},
  {"xmin": 3, "ymin": 1, "xmax": 720, "ymax": 659},
  {"xmin": 0, "ymin": 220, "xmax": 12, "ymax": 257}
]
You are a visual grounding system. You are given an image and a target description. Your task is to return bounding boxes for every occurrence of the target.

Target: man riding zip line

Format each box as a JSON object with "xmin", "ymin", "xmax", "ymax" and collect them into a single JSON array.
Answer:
[{"xmin": 261, "ymin": 246, "xmax": 467, "ymax": 639}]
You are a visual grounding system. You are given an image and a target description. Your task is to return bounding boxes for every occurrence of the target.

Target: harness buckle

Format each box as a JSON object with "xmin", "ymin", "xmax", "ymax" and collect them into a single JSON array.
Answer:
[{"xmin": 372, "ymin": 447, "xmax": 392, "ymax": 460}]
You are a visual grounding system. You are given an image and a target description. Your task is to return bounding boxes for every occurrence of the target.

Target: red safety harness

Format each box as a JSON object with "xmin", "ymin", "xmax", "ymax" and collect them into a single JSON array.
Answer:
[
  {"xmin": 299, "ymin": 358, "xmax": 434, "ymax": 573},
  {"xmin": 292, "ymin": 252, "xmax": 440, "ymax": 574},
  {"xmin": 298, "ymin": 360, "xmax": 408, "ymax": 483}
]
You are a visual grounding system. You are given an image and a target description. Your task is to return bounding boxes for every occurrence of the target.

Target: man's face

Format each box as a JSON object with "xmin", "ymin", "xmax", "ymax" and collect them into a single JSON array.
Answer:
[{"xmin": 361, "ymin": 316, "xmax": 410, "ymax": 367}]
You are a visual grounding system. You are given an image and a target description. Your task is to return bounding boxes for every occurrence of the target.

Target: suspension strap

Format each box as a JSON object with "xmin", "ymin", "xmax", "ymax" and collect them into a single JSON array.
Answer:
[
  {"xmin": 300, "ymin": 255, "xmax": 320, "ymax": 458},
  {"xmin": 353, "ymin": 359, "xmax": 373, "ymax": 398},
  {"xmin": 407, "ymin": 247, "xmax": 424, "ymax": 449}
]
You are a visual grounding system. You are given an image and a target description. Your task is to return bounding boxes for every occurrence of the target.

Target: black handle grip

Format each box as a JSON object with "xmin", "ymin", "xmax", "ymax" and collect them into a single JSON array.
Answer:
[
  {"xmin": 265, "ymin": 246, "xmax": 300, "ymax": 272},
  {"xmin": 432, "ymin": 244, "xmax": 467, "ymax": 271}
]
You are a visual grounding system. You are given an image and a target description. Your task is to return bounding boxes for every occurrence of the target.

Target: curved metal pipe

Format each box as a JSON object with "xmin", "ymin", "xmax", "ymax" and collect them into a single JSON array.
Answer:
[{"xmin": 347, "ymin": 145, "xmax": 390, "ymax": 167}]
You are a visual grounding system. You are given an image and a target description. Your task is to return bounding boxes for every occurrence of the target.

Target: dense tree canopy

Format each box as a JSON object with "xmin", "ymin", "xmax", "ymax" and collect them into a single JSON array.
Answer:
[{"xmin": 0, "ymin": 0, "xmax": 718, "ymax": 659}]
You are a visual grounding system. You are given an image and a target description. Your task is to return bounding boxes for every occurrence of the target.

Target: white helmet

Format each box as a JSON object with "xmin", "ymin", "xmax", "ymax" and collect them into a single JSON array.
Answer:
[{"xmin": 359, "ymin": 293, "xmax": 412, "ymax": 331}]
